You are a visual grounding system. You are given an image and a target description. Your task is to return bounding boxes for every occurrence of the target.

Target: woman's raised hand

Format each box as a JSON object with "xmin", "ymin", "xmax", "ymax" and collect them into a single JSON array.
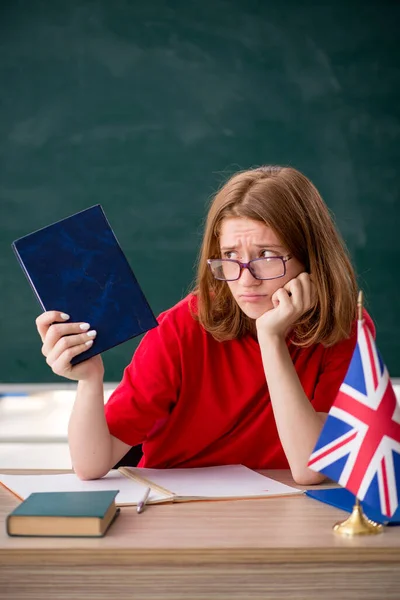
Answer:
[
  {"xmin": 35, "ymin": 311, "xmax": 104, "ymax": 382},
  {"xmin": 256, "ymin": 272, "xmax": 315, "ymax": 339}
]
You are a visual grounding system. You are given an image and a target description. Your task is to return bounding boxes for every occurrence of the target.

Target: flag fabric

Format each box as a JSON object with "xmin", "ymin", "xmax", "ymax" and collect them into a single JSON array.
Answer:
[{"xmin": 308, "ymin": 318, "xmax": 400, "ymax": 517}]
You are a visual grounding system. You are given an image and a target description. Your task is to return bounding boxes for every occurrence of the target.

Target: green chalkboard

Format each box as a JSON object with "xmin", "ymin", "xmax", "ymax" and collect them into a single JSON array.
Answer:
[{"xmin": 1, "ymin": 0, "xmax": 399, "ymax": 383}]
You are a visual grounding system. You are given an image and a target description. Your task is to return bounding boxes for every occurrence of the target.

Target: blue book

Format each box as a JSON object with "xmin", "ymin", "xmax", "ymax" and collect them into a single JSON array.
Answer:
[
  {"xmin": 12, "ymin": 205, "xmax": 158, "ymax": 364},
  {"xmin": 6, "ymin": 490, "xmax": 120, "ymax": 537}
]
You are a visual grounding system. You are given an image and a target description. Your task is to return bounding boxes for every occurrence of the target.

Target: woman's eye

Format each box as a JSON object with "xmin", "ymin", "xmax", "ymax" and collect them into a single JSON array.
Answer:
[
  {"xmin": 261, "ymin": 250, "xmax": 276, "ymax": 258},
  {"xmin": 224, "ymin": 251, "xmax": 237, "ymax": 259}
]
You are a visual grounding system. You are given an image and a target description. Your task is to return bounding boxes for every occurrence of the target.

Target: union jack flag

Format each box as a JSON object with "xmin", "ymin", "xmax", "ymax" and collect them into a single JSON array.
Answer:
[{"xmin": 308, "ymin": 318, "xmax": 400, "ymax": 517}]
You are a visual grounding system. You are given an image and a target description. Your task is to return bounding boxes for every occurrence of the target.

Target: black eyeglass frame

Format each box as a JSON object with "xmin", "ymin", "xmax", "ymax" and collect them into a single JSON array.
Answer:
[{"xmin": 207, "ymin": 255, "xmax": 292, "ymax": 281}]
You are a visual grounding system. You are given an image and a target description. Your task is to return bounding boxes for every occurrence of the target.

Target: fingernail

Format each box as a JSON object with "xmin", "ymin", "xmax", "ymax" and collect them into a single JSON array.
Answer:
[
  {"xmin": 79, "ymin": 323, "xmax": 90, "ymax": 331},
  {"xmin": 60, "ymin": 313, "xmax": 70, "ymax": 320},
  {"xmin": 87, "ymin": 330, "xmax": 97, "ymax": 338},
  {"xmin": 85, "ymin": 340, "xmax": 93, "ymax": 346}
]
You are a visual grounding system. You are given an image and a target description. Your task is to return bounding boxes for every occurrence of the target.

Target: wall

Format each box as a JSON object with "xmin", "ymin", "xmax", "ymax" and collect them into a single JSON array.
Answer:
[{"xmin": 1, "ymin": 0, "xmax": 399, "ymax": 382}]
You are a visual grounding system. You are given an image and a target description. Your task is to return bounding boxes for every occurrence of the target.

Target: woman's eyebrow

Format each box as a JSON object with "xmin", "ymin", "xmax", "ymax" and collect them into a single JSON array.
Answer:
[
  {"xmin": 220, "ymin": 243, "xmax": 284, "ymax": 251},
  {"xmin": 253, "ymin": 243, "xmax": 284, "ymax": 250}
]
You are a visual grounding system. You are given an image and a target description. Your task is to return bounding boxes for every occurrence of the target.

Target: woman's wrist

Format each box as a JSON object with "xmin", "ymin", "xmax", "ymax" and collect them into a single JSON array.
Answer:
[
  {"xmin": 256, "ymin": 328, "xmax": 286, "ymax": 348},
  {"xmin": 77, "ymin": 373, "xmax": 104, "ymax": 395}
]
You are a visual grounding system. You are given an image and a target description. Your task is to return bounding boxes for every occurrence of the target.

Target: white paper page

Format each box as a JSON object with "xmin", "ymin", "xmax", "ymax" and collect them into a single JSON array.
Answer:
[
  {"xmin": 129, "ymin": 464, "xmax": 301, "ymax": 499},
  {"xmin": 0, "ymin": 470, "xmax": 167, "ymax": 506}
]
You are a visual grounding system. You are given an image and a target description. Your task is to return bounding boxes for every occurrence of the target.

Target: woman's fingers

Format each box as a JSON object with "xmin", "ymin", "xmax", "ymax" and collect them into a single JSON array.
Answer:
[
  {"xmin": 283, "ymin": 272, "xmax": 315, "ymax": 314},
  {"xmin": 271, "ymin": 287, "xmax": 293, "ymax": 311},
  {"xmin": 35, "ymin": 311, "xmax": 104, "ymax": 382},
  {"xmin": 36, "ymin": 310, "xmax": 99, "ymax": 378},
  {"xmin": 45, "ymin": 330, "xmax": 97, "ymax": 366},
  {"xmin": 41, "ymin": 321, "xmax": 93, "ymax": 357},
  {"xmin": 47, "ymin": 339, "xmax": 97, "ymax": 377},
  {"xmin": 35, "ymin": 311, "xmax": 70, "ymax": 344},
  {"xmin": 257, "ymin": 273, "xmax": 317, "ymax": 339},
  {"xmin": 283, "ymin": 277, "xmax": 304, "ymax": 311}
]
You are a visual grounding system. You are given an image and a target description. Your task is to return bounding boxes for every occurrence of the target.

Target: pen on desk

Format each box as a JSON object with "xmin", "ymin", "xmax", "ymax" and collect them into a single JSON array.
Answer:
[{"xmin": 137, "ymin": 487, "xmax": 151, "ymax": 514}]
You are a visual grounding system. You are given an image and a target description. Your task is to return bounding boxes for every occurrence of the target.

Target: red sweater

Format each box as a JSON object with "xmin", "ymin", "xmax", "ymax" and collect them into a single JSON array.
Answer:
[{"xmin": 105, "ymin": 295, "xmax": 368, "ymax": 469}]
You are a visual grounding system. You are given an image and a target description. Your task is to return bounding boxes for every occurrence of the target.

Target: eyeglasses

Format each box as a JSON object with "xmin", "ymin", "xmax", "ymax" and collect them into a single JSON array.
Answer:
[{"xmin": 207, "ymin": 255, "xmax": 292, "ymax": 281}]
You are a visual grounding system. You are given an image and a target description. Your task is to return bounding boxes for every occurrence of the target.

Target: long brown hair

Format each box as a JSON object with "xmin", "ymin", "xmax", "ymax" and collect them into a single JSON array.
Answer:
[{"xmin": 193, "ymin": 166, "xmax": 358, "ymax": 347}]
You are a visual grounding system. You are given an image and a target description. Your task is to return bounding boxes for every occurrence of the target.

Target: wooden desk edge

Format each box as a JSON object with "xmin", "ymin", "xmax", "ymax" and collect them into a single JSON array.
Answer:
[{"xmin": 1, "ymin": 546, "xmax": 400, "ymax": 567}]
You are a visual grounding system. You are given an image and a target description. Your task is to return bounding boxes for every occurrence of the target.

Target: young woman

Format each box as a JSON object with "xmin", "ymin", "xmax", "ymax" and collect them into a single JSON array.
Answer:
[{"xmin": 36, "ymin": 165, "xmax": 368, "ymax": 484}]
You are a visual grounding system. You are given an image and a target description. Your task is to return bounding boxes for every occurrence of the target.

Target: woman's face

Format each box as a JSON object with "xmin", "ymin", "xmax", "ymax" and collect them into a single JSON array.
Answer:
[{"xmin": 218, "ymin": 217, "xmax": 306, "ymax": 320}]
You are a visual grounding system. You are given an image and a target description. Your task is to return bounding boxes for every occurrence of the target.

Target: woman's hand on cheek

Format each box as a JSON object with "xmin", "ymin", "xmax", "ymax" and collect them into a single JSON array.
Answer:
[{"xmin": 256, "ymin": 272, "xmax": 315, "ymax": 340}]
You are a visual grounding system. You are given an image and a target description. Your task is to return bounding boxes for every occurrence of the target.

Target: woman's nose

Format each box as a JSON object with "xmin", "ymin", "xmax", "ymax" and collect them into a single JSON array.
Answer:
[{"xmin": 239, "ymin": 265, "xmax": 260, "ymax": 285}]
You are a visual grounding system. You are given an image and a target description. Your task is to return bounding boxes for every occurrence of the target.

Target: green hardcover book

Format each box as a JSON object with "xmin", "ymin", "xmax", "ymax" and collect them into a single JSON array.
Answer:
[{"xmin": 6, "ymin": 490, "xmax": 120, "ymax": 537}]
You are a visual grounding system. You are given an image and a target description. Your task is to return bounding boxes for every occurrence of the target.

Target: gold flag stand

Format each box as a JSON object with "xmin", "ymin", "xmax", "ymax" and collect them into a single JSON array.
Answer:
[
  {"xmin": 333, "ymin": 291, "xmax": 383, "ymax": 536},
  {"xmin": 333, "ymin": 498, "xmax": 383, "ymax": 536}
]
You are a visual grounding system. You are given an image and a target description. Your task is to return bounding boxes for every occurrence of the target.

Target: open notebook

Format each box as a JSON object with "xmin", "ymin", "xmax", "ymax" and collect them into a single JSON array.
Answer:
[{"xmin": 0, "ymin": 465, "xmax": 301, "ymax": 507}]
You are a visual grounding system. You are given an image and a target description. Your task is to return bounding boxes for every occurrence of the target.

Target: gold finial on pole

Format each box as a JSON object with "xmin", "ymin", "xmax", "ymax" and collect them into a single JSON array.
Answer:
[
  {"xmin": 357, "ymin": 290, "xmax": 364, "ymax": 321},
  {"xmin": 333, "ymin": 288, "xmax": 383, "ymax": 536}
]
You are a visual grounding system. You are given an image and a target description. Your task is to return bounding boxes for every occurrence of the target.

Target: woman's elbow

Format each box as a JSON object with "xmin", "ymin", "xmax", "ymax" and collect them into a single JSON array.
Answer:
[
  {"xmin": 73, "ymin": 464, "xmax": 110, "ymax": 481},
  {"xmin": 291, "ymin": 468, "xmax": 327, "ymax": 486}
]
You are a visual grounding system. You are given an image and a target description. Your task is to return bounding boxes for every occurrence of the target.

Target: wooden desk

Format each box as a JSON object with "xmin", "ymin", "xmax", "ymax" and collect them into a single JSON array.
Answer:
[{"xmin": 1, "ymin": 470, "xmax": 399, "ymax": 600}]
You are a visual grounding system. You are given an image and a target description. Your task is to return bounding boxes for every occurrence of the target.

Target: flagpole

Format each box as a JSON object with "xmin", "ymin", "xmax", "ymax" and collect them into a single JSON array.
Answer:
[
  {"xmin": 332, "ymin": 290, "xmax": 384, "ymax": 536},
  {"xmin": 358, "ymin": 289, "xmax": 363, "ymax": 321}
]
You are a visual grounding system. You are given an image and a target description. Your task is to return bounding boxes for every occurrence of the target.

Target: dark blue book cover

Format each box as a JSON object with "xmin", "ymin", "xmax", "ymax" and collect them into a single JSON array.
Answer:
[{"xmin": 12, "ymin": 205, "xmax": 158, "ymax": 364}]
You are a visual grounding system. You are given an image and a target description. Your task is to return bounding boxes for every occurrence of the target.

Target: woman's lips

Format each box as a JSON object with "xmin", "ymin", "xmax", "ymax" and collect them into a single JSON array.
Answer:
[{"xmin": 239, "ymin": 294, "xmax": 267, "ymax": 302}]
